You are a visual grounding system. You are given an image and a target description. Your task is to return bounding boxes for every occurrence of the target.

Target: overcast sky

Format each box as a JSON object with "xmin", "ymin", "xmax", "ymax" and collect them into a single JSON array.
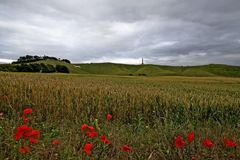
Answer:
[{"xmin": 0, "ymin": 0, "xmax": 240, "ymax": 65}]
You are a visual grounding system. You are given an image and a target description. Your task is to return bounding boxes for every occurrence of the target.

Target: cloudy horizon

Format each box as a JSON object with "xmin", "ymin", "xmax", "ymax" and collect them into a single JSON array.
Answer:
[{"xmin": 0, "ymin": 0, "xmax": 240, "ymax": 65}]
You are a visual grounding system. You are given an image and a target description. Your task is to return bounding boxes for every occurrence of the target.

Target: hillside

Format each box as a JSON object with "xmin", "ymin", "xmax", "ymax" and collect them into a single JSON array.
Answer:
[
  {"xmin": 75, "ymin": 63, "xmax": 240, "ymax": 77},
  {"xmin": 1, "ymin": 60, "xmax": 240, "ymax": 77}
]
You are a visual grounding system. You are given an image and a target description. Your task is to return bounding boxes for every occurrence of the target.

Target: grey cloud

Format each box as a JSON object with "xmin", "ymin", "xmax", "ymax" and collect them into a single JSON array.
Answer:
[{"xmin": 0, "ymin": 0, "xmax": 240, "ymax": 65}]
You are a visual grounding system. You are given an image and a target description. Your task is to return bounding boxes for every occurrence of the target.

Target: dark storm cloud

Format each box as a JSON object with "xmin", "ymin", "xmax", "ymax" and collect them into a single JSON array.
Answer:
[{"xmin": 0, "ymin": 0, "xmax": 240, "ymax": 65}]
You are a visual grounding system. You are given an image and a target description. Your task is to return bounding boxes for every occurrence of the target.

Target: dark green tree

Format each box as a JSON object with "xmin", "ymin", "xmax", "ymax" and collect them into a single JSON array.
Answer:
[{"xmin": 56, "ymin": 65, "xmax": 69, "ymax": 73}]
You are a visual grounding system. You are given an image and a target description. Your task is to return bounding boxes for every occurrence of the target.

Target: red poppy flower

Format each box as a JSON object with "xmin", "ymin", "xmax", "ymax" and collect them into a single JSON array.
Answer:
[
  {"xmin": 22, "ymin": 115, "xmax": 29, "ymax": 124},
  {"xmin": 25, "ymin": 130, "xmax": 40, "ymax": 139},
  {"xmin": 81, "ymin": 123, "xmax": 88, "ymax": 131},
  {"xmin": 23, "ymin": 108, "xmax": 32, "ymax": 115},
  {"xmin": 24, "ymin": 118, "xmax": 29, "ymax": 123},
  {"xmin": 18, "ymin": 146, "xmax": 30, "ymax": 154},
  {"xmin": 107, "ymin": 114, "xmax": 113, "ymax": 120},
  {"xmin": 30, "ymin": 138, "xmax": 38, "ymax": 144},
  {"xmin": 52, "ymin": 139, "xmax": 61, "ymax": 145},
  {"xmin": 103, "ymin": 138, "xmax": 111, "ymax": 144},
  {"xmin": 188, "ymin": 131, "xmax": 195, "ymax": 143},
  {"xmin": 15, "ymin": 131, "xmax": 24, "ymax": 140},
  {"xmin": 225, "ymin": 138, "xmax": 237, "ymax": 147},
  {"xmin": 100, "ymin": 135, "xmax": 107, "ymax": 140},
  {"xmin": 203, "ymin": 138, "xmax": 214, "ymax": 149},
  {"xmin": 121, "ymin": 145, "xmax": 133, "ymax": 152},
  {"xmin": 87, "ymin": 126, "xmax": 95, "ymax": 131},
  {"xmin": 15, "ymin": 125, "xmax": 32, "ymax": 140},
  {"xmin": 100, "ymin": 135, "xmax": 111, "ymax": 145},
  {"xmin": 87, "ymin": 131, "xmax": 99, "ymax": 138},
  {"xmin": 175, "ymin": 135, "xmax": 186, "ymax": 148},
  {"xmin": 17, "ymin": 125, "xmax": 31, "ymax": 132},
  {"xmin": 84, "ymin": 143, "xmax": 93, "ymax": 156}
]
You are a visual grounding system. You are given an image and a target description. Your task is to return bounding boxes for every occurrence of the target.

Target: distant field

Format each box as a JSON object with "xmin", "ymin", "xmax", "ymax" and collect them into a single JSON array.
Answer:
[{"xmin": 1, "ymin": 73, "xmax": 240, "ymax": 159}]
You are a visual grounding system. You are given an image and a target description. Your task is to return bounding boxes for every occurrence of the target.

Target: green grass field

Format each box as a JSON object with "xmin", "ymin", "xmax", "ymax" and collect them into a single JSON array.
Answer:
[
  {"xmin": 75, "ymin": 63, "xmax": 240, "ymax": 77},
  {"xmin": 1, "ymin": 73, "xmax": 240, "ymax": 159}
]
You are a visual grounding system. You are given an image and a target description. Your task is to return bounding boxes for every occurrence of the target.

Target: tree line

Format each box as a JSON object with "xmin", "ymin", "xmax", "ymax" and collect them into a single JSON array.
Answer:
[
  {"xmin": 12, "ymin": 55, "xmax": 71, "ymax": 64},
  {"xmin": 0, "ymin": 63, "xmax": 69, "ymax": 73}
]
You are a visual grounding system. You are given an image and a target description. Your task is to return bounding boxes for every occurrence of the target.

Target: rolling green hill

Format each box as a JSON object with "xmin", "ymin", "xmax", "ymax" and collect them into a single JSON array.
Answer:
[
  {"xmin": 1, "ymin": 60, "xmax": 240, "ymax": 77},
  {"xmin": 21, "ymin": 61, "xmax": 240, "ymax": 77},
  {"xmin": 75, "ymin": 63, "xmax": 240, "ymax": 77}
]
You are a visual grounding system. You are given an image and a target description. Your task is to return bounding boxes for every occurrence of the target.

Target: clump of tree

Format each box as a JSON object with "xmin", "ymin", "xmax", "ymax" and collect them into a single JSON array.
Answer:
[
  {"xmin": 39, "ymin": 64, "xmax": 56, "ymax": 73},
  {"xmin": 1, "ymin": 54, "xmax": 71, "ymax": 73},
  {"xmin": 56, "ymin": 65, "xmax": 69, "ymax": 73},
  {"xmin": 0, "ymin": 63, "xmax": 69, "ymax": 73},
  {"xmin": 12, "ymin": 55, "xmax": 71, "ymax": 64},
  {"xmin": 15, "ymin": 63, "xmax": 56, "ymax": 73},
  {"xmin": 61, "ymin": 59, "xmax": 71, "ymax": 64},
  {"xmin": 0, "ymin": 64, "xmax": 17, "ymax": 72}
]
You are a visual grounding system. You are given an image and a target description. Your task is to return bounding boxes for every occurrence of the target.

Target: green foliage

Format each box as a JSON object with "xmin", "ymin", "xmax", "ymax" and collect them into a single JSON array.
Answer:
[
  {"xmin": 14, "ymin": 63, "xmax": 56, "ymax": 73},
  {"xmin": 56, "ymin": 65, "xmax": 69, "ymax": 73},
  {"xmin": 40, "ymin": 63, "xmax": 55, "ymax": 73},
  {"xmin": 12, "ymin": 55, "xmax": 71, "ymax": 65},
  {"xmin": 34, "ymin": 60, "xmax": 86, "ymax": 74},
  {"xmin": 29, "ymin": 63, "xmax": 42, "ymax": 72},
  {"xmin": 0, "ymin": 62, "xmax": 58, "ymax": 73},
  {"xmin": 0, "ymin": 64, "xmax": 17, "ymax": 72},
  {"xmin": 12, "ymin": 55, "xmax": 43, "ymax": 64},
  {"xmin": 61, "ymin": 59, "xmax": 71, "ymax": 64}
]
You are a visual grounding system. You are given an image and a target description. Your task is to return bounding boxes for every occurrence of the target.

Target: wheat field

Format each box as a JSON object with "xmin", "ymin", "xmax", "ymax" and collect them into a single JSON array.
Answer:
[{"xmin": 1, "ymin": 72, "xmax": 240, "ymax": 159}]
